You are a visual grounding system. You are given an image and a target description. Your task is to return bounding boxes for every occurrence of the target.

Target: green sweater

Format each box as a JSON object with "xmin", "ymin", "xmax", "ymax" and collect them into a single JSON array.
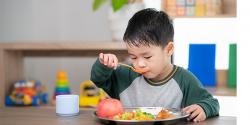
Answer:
[{"xmin": 91, "ymin": 59, "xmax": 219, "ymax": 118}]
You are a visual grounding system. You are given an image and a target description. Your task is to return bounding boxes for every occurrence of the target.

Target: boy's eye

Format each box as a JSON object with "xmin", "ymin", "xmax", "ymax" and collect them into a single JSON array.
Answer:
[
  {"xmin": 144, "ymin": 56, "xmax": 152, "ymax": 59},
  {"xmin": 130, "ymin": 56, "xmax": 137, "ymax": 60}
]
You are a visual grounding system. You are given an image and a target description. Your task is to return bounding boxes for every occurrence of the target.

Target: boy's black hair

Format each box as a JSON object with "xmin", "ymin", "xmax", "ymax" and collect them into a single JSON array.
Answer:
[{"xmin": 123, "ymin": 8, "xmax": 174, "ymax": 48}]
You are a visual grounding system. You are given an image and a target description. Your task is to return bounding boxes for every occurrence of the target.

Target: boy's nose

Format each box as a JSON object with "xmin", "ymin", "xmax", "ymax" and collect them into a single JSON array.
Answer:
[{"xmin": 137, "ymin": 60, "xmax": 146, "ymax": 68}]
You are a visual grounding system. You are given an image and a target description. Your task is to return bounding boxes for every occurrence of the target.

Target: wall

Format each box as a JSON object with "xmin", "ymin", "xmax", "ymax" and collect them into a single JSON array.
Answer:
[
  {"xmin": 0, "ymin": 0, "xmax": 112, "ymax": 100},
  {"xmin": 0, "ymin": 0, "xmax": 111, "ymax": 41}
]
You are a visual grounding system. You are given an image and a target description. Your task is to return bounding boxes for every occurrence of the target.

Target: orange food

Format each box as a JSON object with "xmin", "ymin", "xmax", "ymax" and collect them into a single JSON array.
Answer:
[
  {"xmin": 133, "ymin": 68, "xmax": 148, "ymax": 74},
  {"xmin": 156, "ymin": 109, "xmax": 174, "ymax": 120}
]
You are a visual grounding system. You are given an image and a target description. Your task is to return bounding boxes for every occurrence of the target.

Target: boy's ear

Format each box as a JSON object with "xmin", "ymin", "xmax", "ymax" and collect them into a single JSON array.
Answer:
[{"xmin": 166, "ymin": 42, "xmax": 174, "ymax": 56}]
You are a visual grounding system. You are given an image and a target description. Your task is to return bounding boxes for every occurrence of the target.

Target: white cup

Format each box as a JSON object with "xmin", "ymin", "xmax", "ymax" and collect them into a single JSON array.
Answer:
[{"xmin": 56, "ymin": 95, "xmax": 79, "ymax": 116}]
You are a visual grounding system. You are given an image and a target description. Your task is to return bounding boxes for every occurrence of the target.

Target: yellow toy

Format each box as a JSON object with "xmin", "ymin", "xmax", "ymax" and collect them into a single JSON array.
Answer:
[{"xmin": 79, "ymin": 80, "xmax": 107, "ymax": 107}]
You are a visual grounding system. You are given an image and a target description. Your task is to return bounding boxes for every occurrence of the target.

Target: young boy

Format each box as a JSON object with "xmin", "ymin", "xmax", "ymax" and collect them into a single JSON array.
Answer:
[{"xmin": 91, "ymin": 8, "xmax": 219, "ymax": 122}]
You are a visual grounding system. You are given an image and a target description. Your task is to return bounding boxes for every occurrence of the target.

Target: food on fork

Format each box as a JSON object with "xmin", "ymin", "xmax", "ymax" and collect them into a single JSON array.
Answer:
[
  {"xmin": 133, "ymin": 68, "xmax": 148, "ymax": 74},
  {"xmin": 118, "ymin": 63, "xmax": 149, "ymax": 74}
]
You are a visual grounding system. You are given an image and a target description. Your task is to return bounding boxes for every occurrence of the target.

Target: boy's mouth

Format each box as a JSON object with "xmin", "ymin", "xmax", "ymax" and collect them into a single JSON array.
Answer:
[{"xmin": 133, "ymin": 68, "xmax": 149, "ymax": 74}]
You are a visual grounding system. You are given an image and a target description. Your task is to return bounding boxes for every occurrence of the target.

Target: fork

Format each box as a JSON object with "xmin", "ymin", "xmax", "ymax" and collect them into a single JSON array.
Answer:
[
  {"xmin": 118, "ymin": 63, "xmax": 136, "ymax": 70},
  {"xmin": 118, "ymin": 63, "xmax": 146, "ymax": 74}
]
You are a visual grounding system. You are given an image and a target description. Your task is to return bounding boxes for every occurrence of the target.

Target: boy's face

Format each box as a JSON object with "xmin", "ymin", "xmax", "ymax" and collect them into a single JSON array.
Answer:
[{"xmin": 126, "ymin": 42, "xmax": 174, "ymax": 82}]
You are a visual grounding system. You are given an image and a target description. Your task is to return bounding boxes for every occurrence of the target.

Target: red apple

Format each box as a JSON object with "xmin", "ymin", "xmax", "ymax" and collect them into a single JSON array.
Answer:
[{"xmin": 97, "ymin": 98, "xmax": 124, "ymax": 118}]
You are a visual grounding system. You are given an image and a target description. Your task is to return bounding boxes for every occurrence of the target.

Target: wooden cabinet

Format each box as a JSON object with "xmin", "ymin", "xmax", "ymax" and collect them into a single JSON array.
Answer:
[{"xmin": 0, "ymin": 42, "xmax": 128, "ymax": 107}]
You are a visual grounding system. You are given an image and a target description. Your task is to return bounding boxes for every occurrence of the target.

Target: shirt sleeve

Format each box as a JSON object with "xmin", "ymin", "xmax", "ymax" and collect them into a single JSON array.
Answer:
[
  {"xmin": 180, "ymin": 69, "xmax": 220, "ymax": 118},
  {"xmin": 90, "ymin": 59, "xmax": 139, "ymax": 99}
]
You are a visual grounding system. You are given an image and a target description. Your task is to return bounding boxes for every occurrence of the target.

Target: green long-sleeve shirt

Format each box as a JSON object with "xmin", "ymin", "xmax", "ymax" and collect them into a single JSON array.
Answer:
[{"xmin": 91, "ymin": 59, "xmax": 219, "ymax": 118}]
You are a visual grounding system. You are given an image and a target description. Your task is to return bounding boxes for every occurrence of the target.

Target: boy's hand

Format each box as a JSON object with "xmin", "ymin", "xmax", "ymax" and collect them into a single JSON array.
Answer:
[
  {"xmin": 182, "ymin": 104, "xmax": 206, "ymax": 122},
  {"xmin": 99, "ymin": 53, "xmax": 118, "ymax": 69}
]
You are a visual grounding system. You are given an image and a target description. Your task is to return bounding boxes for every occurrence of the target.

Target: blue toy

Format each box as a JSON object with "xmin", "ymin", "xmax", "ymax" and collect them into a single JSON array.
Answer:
[{"xmin": 188, "ymin": 44, "xmax": 216, "ymax": 86}]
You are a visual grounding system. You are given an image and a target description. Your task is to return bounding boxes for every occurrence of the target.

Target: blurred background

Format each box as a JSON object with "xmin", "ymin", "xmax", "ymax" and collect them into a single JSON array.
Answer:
[{"xmin": 0, "ymin": 0, "xmax": 237, "ymax": 116}]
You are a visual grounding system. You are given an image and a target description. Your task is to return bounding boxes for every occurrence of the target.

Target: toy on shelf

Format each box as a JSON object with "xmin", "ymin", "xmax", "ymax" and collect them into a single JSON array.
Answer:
[
  {"xmin": 79, "ymin": 80, "xmax": 108, "ymax": 107},
  {"xmin": 5, "ymin": 80, "xmax": 48, "ymax": 106},
  {"xmin": 52, "ymin": 71, "xmax": 71, "ymax": 105}
]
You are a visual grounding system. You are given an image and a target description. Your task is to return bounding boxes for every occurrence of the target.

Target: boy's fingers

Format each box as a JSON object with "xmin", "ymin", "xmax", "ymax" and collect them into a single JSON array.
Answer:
[
  {"xmin": 110, "ymin": 54, "xmax": 118, "ymax": 68},
  {"xmin": 189, "ymin": 109, "xmax": 199, "ymax": 120},
  {"xmin": 99, "ymin": 53, "xmax": 104, "ymax": 63},
  {"xmin": 193, "ymin": 112, "xmax": 204, "ymax": 122},
  {"xmin": 183, "ymin": 105, "xmax": 196, "ymax": 114},
  {"xmin": 99, "ymin": 53, "xmax": 118, "ymax": 69},
  {"xmin": 182, "ymin": 106, "xmax": 190, "ymax": 112},
  {"xmin": 113, "ymin": 55, "xmax": 118, "ymax": 69},
  {"xmin": 108, "ymin": 54, "xmax": 114, "ymax": 67},
  {"xmin": 103, "ymin": 54, "xmax": 108, "ymax": 65},
  {"xmin": 183, "ymin": 105, "xmax": 206, "ymax": 122}
]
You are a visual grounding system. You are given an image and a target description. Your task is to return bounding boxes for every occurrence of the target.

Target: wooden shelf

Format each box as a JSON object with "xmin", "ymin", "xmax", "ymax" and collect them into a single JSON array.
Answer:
[
  {"xmin": 205, "ymin": 87, "xmax": 236, "ymax": 96},
  {"xmin": 0, "ymin": 42, "xmax": 126, "ymax": 50},
  {"xmin": 0, "ymin": 42, "xmax": 128, "ymax": 107}
]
